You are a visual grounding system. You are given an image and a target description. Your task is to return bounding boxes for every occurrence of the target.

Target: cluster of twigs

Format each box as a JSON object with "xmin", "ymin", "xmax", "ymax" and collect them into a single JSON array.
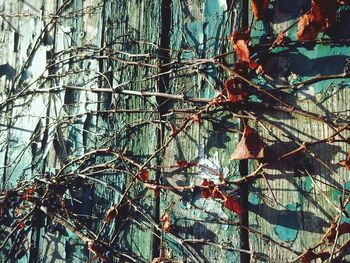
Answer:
[{"xmin": 0, "ymin": 0, "xmax": 350, "ymax": 262}]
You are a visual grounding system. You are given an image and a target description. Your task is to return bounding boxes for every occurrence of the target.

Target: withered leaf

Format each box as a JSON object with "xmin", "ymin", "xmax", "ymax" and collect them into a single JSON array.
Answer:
[
  {"xmin": 224, "ymin": 196, "xmax": 244, "ymax": 214},
  {"xmin": 87, "ymin": 242, "xmax": 106, "ymax": 260},
  {"xmin": 201, "ymin": 179, "xmax": 211, "ymax": 198},
  {"xmin": 224, "ymin": 79, "xmax": 248, "ymax": 103},
  {"xmin": 274, "ymin": 32, "xmax": 286, "ymax": 47},
  {"xmin": 138, "ymin": 169, "xmax": 149, "ymax": 181},
  {"xmin": 200, "ymin": 180, "xmax": 244, "ymax": 214},
  {"xmin": 229, "ymin": 31, "xmax": 264, "ymax": 73},
  {"xmin": 326, "ymin": 222, "xmax": 350, "ymax": 244},
  {"xmin": 201, "ymin": 180, "xmax": 223, "ymax": 199},
  {"xmin": 250, "ymin": 0, "xmax": 270, "ymax": 20},
  {"xmin": 296, "ymin": 0, "xmax": 339, "ymax": 41},
  {"xmin": 176, "ymin": 160, "xmax": 198, "ymax": 168},
  {"xmin": 161, "ymin": 212, "xmax": 171, "ymax": 233},
  {"xmin": 231, "ymin": 125, "xmax": 266, "ymax": 160}
]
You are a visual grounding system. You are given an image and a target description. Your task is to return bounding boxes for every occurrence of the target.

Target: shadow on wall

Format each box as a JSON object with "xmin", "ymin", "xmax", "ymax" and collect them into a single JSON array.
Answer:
[
  {"xmin": 250, "ymin": 202, "xmax": 328, "ymax": 236},
  {"xmin": 0, "ymin": 63, "xmax": 15, "ymax": 80}
]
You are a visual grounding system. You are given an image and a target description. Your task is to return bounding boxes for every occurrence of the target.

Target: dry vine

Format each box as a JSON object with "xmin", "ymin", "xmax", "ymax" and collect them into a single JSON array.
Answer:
[{"xmin": 0, "ymin": 0, "xmax": 349, "ymax": 262}]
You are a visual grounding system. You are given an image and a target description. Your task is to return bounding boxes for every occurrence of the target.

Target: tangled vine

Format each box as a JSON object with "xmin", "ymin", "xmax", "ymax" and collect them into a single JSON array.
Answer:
[{"xmin": 0, "ymin": 0, "xmax": 349, "ymax": 262}]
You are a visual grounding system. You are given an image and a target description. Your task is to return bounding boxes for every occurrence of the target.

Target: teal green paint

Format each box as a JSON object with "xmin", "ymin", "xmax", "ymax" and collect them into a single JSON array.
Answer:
[
  {"xmin": 279, "ymin": 40, "xmax": 350, "ymax": 94},
  {"xmin": 300, "ymin": 177, "xmax": 312, "ymax": 193},
  {"xmin": 274, "ymin": 203, "xmax": 299, "ymax": 242},
  {"xmin": 248, "ymin": 192, "xmax": 261, "ymax": 206}
]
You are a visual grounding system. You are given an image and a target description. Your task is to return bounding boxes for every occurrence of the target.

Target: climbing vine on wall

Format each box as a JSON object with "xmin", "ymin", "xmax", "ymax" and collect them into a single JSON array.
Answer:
[{"xmin": 0, "ymin": 0, "xmax": 349, "ymax": 262}]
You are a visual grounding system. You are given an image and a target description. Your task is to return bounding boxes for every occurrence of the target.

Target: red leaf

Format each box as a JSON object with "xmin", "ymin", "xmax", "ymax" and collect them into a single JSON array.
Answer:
[
  {"xmin": 104, "ymin": 207, "xmax": 117, "ymax": 223},
  {"xmin": 161, "ymin": 212, "xmax": 171, "ymax": 233},
  {"xmin": 326, "ymin": 222, "xmax": 350, "ymax": 244},
  {"xmin": 224, "ymin": 196, "xmax": 244, "ymax": 214},
  {"xmin": 138, "ymin": 169, "xmax": 149, "ymax": 181},
  {"xmin": 18, "ymin": 222, "xmax": 25, "ymax": 229},
  {"xmin": 211, "ymin": 187, "xmax": 225, "ymax": 199},
  {"xmin": 200, "ymin": 180, "xmax": 243, "ymax": 214},
  {"xmin": 223, "ymin": 79, "xmax": 248, "ymax": 103},
  {"xmin": 229, "ymin": 31, "xmax": 264, "ymax": 73},
  {"xmin": 231, "ymin": 125, "xmax": 266, "ymax": 160},
  {"xmin": 201, "ymin": 189, "xmax": 211, "ymax": 198},
  {"xmin": 296, "ymin": 0, "xmax": 338, "ymax": 41},
  {"xmin": 250, "ymin": 0, "xmax": 270, "ymax": 20},
  {"xmin": 338, "ymin": 149, "xmax": 350, "ymax": 170},
  {"xmin": 202, "ymin": 179, "xmax": 209, "ymax": 187},
  {"xmin": 177, "ymin": 160, "xmax": 188, "ymax": 167},
  {"xmin": 176, "ymin": 160, "xmax": 198, "ymax": 168},
  {"xmin": 300, "ymin": 249, "xmax": 330, "ymax": 263},
  {"xmin": 201, "ymin": 179, "xmax": 211, "ymax": 198},
  {"xmin": 200, "ymin": 180, "xmax": 224, "ymax": 199},
  {"xmin": 22, "ymin": 186, "xmax": 35, "ymax": 200}
]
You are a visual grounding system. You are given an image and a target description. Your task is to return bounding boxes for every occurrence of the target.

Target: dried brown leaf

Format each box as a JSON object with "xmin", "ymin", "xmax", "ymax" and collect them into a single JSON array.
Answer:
[
  {"xmin": 326, "ymin": 222, "xmax": 350, "ymax": 244},
  {"xmin": 231, "ymin": 125, "xmax": 266, "ymax": 160},
  {"xmin": 250, "ymin": 0, "xmax": 270, "ymax": 20},
  {"xmin": 224, "ymin": 79, "xmax": 248, "ymax": 103},
  {"xmin": 161, "ymin": 212, "xmax": 171, "ymax": 233},
  {"xmin": 229, "ymin": 31, "xmax": 264, "ymax": 73},
  {"xmin": 297, "ymin": 0, "xmax": 339, "ymax": 41}
]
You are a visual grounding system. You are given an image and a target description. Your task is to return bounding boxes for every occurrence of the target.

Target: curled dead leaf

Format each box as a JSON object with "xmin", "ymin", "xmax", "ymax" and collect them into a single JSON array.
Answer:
[
  {"xmin": 161, "ymin": 212, "xmax": 171, "ymax": 233},
  {"xmin": 138, "ymin": 169, "xmax": 149, "ymax": 181},
  {"xmin": 326, "ymin": 222, "xmax": 350, "ymax": 244},
  {"xmin": 296, "ymin": 0, "xmax": 339, "ymax": 41},
  {"xmin": 223, "ymin": 79, "xmax": 248, "ymax": 103},
  {"xmin": 200, "ymin": 180, "xmax": 244, "ymax": 214},
  {"xmin": 224, "ymin": 196, "xmax": 244, "ymax": 214},
  {"xmin": 87, "ymin": 242, "xmax": 106, "ymax": 261},
  {"xmin": 231, "ymin": 125, "xmax": 266, "ymax": 160},
  {"xmin": 274, "ymin": 32, "xmax": 286, "ymax": 47},
  {"xmin": 176, "ymin": 160, "xmax": 198, "ymax": 168},
  {"xmin": 250, "ymin": 0, "xmax": 270, "ymax": 20},
  {"xmin": 169, "ymin": 123, "xmax": 178, "ymax": 137},
  {"xmin": 229, "ymin": 31, "xmax": 264, "ymax": 73}
]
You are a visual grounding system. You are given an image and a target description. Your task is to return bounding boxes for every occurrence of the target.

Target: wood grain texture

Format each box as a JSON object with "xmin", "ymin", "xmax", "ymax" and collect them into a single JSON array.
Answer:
[
  {"xmin": 0, "ymin": 0, "xmax": 348, "ymax": 262},
  {"xmin": 160, "ymin": 1, "xmax": 243, "ymax": 262},
  {"xmin": 248, "ymin": 1, "xmax": 350, "ymax": 262}
]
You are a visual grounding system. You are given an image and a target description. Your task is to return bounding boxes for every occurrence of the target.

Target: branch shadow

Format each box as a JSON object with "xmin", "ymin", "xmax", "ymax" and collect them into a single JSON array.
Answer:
[{"xmin": 249, "ymin": 202, "xmax": 328, "ymax": 234}]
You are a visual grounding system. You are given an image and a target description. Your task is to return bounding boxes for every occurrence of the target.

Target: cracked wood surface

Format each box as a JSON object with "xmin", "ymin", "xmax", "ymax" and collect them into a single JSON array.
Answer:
[{"xmin": 0, "ymin": 0, "xmax": 349, "ymax": 262}]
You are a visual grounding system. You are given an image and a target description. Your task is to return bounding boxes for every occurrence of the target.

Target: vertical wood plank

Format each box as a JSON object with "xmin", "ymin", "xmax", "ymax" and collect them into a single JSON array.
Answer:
[
  {"xmin": 160, "ymin": 1, "xmax": 243, "ymax": 262},
  {"xmin": 247, "ymin": 1, "xmax": 350, "ymax": 261}
]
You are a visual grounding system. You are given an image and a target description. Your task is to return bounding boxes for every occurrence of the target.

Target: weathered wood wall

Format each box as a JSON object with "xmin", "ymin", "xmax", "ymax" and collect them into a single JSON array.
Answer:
[{"xmin": 0, "ymin": 0, "xmax": 349, "ymax": 262}]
